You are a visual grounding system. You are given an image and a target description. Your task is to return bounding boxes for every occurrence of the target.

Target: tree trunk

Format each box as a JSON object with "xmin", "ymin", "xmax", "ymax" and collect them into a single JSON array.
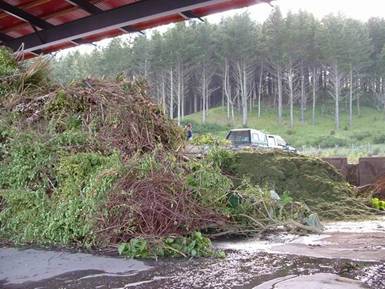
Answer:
[
  {"xmin": 224, "ymin": 58, "xmax": 231, "ymax": 122},
  {"xmin": 161, "ymin": 73, "xmax": 166, "ymax": 114},
  {"xmin": 334, "ymin": 63, "xmax": 340, "ymax": 130},
  {"xmin": 181, "ymin": 67, "xmax": 185, "ymax": 121},
  {"xmin": 300, "ymin": 63, "xmax": 305, "ymax": 124},
  {"xmin": 169, "ymin": 68, "xmax": 173, "ymax": 119},
  {"xmin": 177, "ymin": 61, "xmax": 181, "ymax": 125},
  {"xmin": 357, "ymin": 78, "xmax": 361, "ymax": 116},
  {"xmin": 288, "ymin": 63, "xmax": 294, "ymax": 128},
  {"xmin": 242, "ymin": 62, "xmax": 248, "ymax": 127},
  {"xmin": 312, "ymin": 67, "xmax": 317, "ymax": 125},
  {"xmin": 202, "ymin": 66, "xmax": 206, "ymax": 124},
  {"xmin": 258, "ymin": 61, "xmax": 264, "ymax": 118},
  {"xmin": 205, "ymin": 77, "xmax": 209, "ymax": 118},
  {"xmin": 277, "ymin": 66, "xmax": 283, "ymax": 123},
  {"xmin": 349, "ymin": 64, "xmax": 353, "ymax": 128}
]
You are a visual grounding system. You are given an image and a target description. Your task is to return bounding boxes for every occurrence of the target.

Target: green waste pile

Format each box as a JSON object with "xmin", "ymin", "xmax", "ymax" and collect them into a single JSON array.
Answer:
[
  {"xmin": 0, "ymin": 49, "xmax": 374, "ymax": 258},
  {"xmin": 0, "ymin": 50, "xmax": 320, "ymax": 258},
  {"xmin": 222, "ymin": 151, "xmax": 374, "ymax": 220}
]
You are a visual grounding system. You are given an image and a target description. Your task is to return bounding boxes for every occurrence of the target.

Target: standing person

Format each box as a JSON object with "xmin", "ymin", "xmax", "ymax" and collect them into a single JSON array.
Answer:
[{"xmin": 185, "ymin": 123, "xmax": 193, "ymax": 141}]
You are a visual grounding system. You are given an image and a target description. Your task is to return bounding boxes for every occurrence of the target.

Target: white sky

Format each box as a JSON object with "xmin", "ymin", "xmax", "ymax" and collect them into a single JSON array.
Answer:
[{"xmin": 56, "ymin": 0, "xmax": 385, "ymax": 56}]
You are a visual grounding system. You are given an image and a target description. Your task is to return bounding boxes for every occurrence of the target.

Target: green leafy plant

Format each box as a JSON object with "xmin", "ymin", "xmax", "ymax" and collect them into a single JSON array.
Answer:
[
  {"xmin": 371, "ymin": 198, "xmax": 380, "ymax": 209},
  {"xmin": 118, "ymin": 232, "xmax": 222, "ymax": 259},
  {"xmin": 191, "ymin": 134, "xmax": 230, "ymax": 146}
]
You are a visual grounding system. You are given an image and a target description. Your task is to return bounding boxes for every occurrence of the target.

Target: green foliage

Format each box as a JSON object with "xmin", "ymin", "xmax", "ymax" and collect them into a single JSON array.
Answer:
[
  {"xmin": 44, "ymin": 90, "xmax": 85, "ymax": 118},
  {"xmin": 0, "ymin": 190, "xmax": 50, "ymax": 243},
  {"xmin": 0, "ymin": 132, "xmax": 55, "ymax": 191},
  {"xmin": 206, "ymin": 146, "xmax": 234, "ymax": 169},
  {"xmin": 371, "ymin": 198, "xmax": 385, "ymax": 210},
  {"xmin": 372, "ymin": 133, "xmax": 385, "ymax": 144},
  {"xmin": 187, "ymin": 160, "xmax": 232, "ymax": 208},
  {"xmin": 0, "ymin": 121, "xmax": 13, "ymax": 160},
  {"xmin": 56, "ymin": 152, "xmax": 121, "ymax": 198},
  {"xmin": 118, "ymin": 232, "xmax": 220, "ymax": 258},
  {"xmin": 52, "ymin": 129, "xmax": 88, "ymax": 146},
  {"xmin": 230, "ymin": 180, "xmax": 305, "ymax": 223},
  {"xmin": 0, "ymin": 148, "xmax": 122, "ymax": 246},
  {"xmin": 181, "ymin": 120, "xmax": 229, "ymax": 135},
  {"xmin": 0, "ymin": 48, "xmax": 17, "ymax": 77},
  {"xmin": 191, "ymin": 133, "xmax": 230, "ymax": 146},
  {"xmin": 118, "ymin": 238, "xmax": 149, "ymax": 258},
  {"xmin": 223, "ymin": 151, "xmax": 371, "ymax": 219},
  {"xmin": 308, "ymin": 135, "xmax": 348, "ymax": 148},
  {"xmin": 351, "ymin": 131, "xmax": 373, "ymax": 142}
]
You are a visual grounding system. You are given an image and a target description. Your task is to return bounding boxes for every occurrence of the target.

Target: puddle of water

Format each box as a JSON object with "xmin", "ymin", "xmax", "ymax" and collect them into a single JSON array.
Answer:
[
  {"xmin": 252, "ymin": 273, "xmax": 367, "ymax": 289},
  {"xmin": 324, "ymin": 217, "xmax": 385, "ymax": 233},
  {"xmin": 214, "ymin": 234, "xmax": 331, "ymax": 254},
  {"xmin": 215, "ymin": 218, "xmax": 385, "ymax": 262}
]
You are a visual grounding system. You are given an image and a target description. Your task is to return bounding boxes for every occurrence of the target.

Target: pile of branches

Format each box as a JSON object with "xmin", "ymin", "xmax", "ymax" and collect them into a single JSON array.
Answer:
[
  {"xmin": 7, "ymin": 78, "xmax": 184, "ymax": 157},
  {"xmin": 98, "ymin": 155, "xmax": 226, "ymax": 244}
]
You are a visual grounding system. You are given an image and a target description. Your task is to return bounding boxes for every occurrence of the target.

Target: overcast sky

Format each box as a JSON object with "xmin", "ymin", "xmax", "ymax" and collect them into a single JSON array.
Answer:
[
  {"xmin": 58, "ymin": 0, "xmax": 385, "ymax": 55},
  {"xmin": 213, "ymin": 0, "xmax": 385, "ymax": 23}
]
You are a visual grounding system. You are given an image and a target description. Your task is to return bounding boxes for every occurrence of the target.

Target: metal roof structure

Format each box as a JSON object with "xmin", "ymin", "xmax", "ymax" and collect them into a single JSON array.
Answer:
[{"xmin": 0, "ymin": 0, "xmax": 270, "ymax": 58}]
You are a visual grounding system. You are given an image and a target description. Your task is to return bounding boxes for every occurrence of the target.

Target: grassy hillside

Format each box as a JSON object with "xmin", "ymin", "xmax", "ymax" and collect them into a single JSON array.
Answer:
[{"xmin": 183, "ymin": 106, "xmax": 385, "ymax": 162}]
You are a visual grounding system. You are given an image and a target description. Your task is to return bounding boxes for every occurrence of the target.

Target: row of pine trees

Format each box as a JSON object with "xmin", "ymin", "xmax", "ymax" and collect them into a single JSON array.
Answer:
[{"xmin": 52, "ymin": 8, "xmax": 385, "ymax": 129}]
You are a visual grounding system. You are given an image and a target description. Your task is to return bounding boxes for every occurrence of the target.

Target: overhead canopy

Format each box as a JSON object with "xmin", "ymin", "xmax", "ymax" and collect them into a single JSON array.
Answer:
[{"xmin": 0, "ymin": 0, "xmax": 270, "ymax": 58}]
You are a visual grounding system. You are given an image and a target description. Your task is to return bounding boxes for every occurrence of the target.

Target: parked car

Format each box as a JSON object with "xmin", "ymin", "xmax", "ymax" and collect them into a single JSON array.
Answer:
[
  {"xmin": 226, "ymin": 128, "xmax": 296, "ymax": 153},
  {"xmin": 226, "ymin": 128, "xmax": 268, "ymax": 149}
]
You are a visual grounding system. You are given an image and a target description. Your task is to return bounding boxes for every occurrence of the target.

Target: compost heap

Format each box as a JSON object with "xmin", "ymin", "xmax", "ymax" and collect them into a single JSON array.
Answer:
[
  {"xmin": 0, "ymin": 50, "xmax": 374, "ymax": 257},
  {"xmin": 223, "ymin": 151, "xmax": 374, "ymax": 220}
]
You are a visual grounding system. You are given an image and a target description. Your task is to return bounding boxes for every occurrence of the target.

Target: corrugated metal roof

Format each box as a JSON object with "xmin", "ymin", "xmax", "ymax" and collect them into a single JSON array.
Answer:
[{"xmin": 0, "ymin": 0, "xmax": 270, "ymax": 57}]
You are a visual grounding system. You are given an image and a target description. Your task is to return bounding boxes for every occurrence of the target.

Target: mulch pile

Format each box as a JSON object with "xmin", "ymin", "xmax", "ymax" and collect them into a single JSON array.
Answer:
[{"xmin": 224, "ymin": 151, "xmax": 375, "ymax": 220}]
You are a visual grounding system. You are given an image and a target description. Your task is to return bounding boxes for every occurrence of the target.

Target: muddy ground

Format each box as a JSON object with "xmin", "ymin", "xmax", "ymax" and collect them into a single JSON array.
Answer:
[{"xmin": 1, "ymin": 218, "xmax": 384, "ymax": 289}]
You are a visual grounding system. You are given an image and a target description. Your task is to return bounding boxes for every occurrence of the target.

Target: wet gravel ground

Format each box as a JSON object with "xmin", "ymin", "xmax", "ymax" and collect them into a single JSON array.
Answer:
[
  {"xmin": 355, "ymin": 264, "xmax": 385, "ymax": 289},
  {"xmin": 1, "ymin": 250, "xmax": 384, "ymax": 289}
]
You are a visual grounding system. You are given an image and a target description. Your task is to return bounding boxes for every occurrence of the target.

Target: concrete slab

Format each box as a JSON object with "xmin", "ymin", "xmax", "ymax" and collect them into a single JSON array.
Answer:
[{"xmin": 0, "ymin": 248, "xmax": 151, "ymax": 285}]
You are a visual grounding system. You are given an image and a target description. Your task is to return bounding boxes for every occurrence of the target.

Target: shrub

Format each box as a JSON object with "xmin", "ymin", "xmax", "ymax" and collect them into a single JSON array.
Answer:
[
  {"xmin": 319, "ymin": 136, "xmax": 348, "ymax": 148},
  {"xmin": 373, "ymin": 133, "xmax": 385, "ymax": 144},
  {"xmin": 286, "ymin": 129, "xmax": 296, "ymax": 135},
  {"xmin": 305, "ymin": 135, "xmax": 348, "ymax": 148},
  {"xmin": 118, "ymin": 232, "xmax": 220, "ymax": 258},
  {"xmin": 351, "ymin": 131, "xmax": 372, "ymax": 142},
  {"xmin": 191, "ymin": 133, "xmax": 229, "ymax": 146}
]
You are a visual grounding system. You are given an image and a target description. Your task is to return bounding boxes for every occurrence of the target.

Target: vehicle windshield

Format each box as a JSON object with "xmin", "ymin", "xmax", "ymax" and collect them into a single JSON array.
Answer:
[
  {"xmin": 276, "ymin": 136, "xmax": 287, "ymax": 146},
  {"xmin": 227, "ymin": 130, "xmax": 251, "ymax": 145}
]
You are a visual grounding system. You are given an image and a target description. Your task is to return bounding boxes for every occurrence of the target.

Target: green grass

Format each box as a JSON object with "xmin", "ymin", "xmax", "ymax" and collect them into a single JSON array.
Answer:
[
  {"xmin": 184, "ymin": 106, "xmax": 385, "ymax": 146},
  {"xmin": 183, "ymin": 105, "xmax": 385, "ymax": 161}
]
